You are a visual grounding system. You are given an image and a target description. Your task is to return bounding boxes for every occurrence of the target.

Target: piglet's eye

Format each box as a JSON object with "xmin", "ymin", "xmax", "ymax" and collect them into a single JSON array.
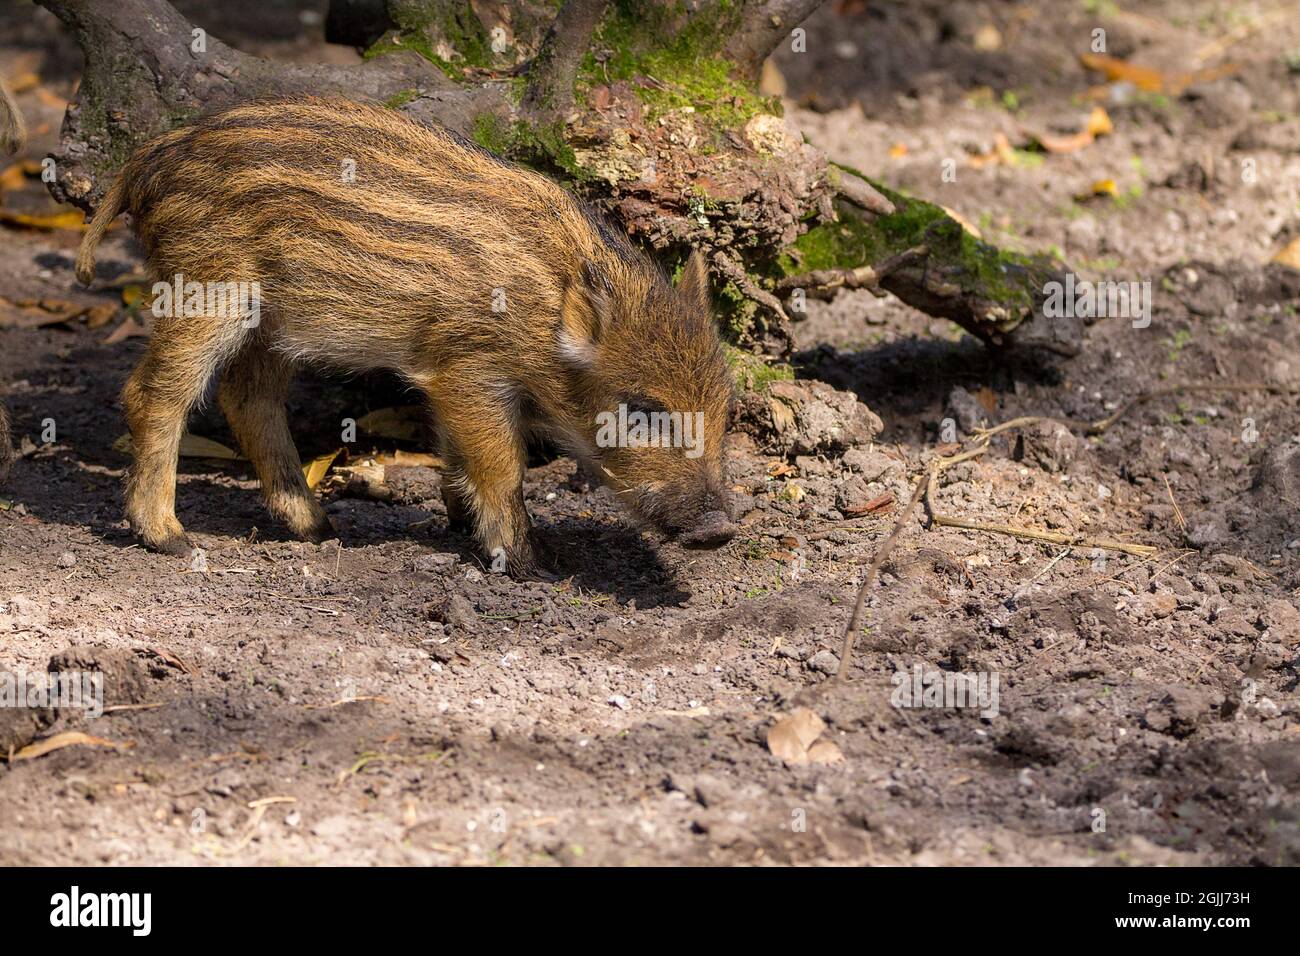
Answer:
[{"xmin": 620, "ymin": 394, "xmax": 667, "ymax": 416}]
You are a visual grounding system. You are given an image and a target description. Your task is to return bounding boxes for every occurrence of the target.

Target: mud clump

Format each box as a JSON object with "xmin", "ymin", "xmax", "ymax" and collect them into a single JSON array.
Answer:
[
  {"xmin": 1142, "ymin": 687, "xmax": 1223, "ymax": 738},
  {"xmin": 49, "ymin": 645, "xmax": 150, "ymax": 709},
  {"xmin": 735, "ymin": 379, "xmax": 883, "ymax": 456}
]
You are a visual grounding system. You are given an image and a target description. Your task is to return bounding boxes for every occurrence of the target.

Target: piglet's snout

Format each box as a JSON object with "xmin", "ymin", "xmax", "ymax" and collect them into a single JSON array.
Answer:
[{"xmin": 677, "ymin": 509, "xmax": 738, "ymax": 548}]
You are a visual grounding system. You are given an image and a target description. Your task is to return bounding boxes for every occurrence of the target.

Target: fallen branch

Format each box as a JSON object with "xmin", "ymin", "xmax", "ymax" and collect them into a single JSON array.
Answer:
[
  {"xmin": 834, "ymin": 169, "xmax": 896, "ymax": 216},
  {"xmin": 775, "ymin": 245, "xmax": 927, "ymax": 301}
]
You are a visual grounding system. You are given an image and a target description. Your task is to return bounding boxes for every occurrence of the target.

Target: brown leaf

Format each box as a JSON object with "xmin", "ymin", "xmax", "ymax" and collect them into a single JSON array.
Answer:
[
  {"xmin": 374, "ymin": 450, "xmax": 443, "ymax": 468},
  {"xmin": 1272, "ymin": 237, "xmax": 1300, "ymax": 271},
  {"xmin": 104, "ymin": 316, "xmax": 147, "ymax": 344},
  {"xmin": 303, "ymin": 449, "xmax": 341, "ymax": 490},
  {"xmin": 83, "ymin": 304, "xmax": 118, "ymax": 329},
  {"xmin": 806, "ymin": 739, "xmax": 845, "ymax": 765},
  {"xmin": 13, "ymin": 731, "xmax": 127, "ymax": 761},
  {"xmin": 357, "ymin": 406, "xmax": 426, "ymax": 442},
  {"xmin": 842, "ymin": 493, "xmax": 895, "ymax": 517},
  {"xmin": 1078, "ymin": 53, "xmax": 1237, "ymax": 95},
  {"xmin": 0, "ymin": 209, "xmax": 86, "ymax": 231},
  {"xmin": 112, "ymin": 432, "xmax": 242, "ymax": 461},
  {"xmin": 766, "ymin": 707, "xmax": 826, "ymax": 766}
]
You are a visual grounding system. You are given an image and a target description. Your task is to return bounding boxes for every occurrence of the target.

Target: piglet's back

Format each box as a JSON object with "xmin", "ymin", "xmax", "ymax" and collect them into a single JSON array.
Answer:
[{"xmin": 116, "ymin": 98, "xmax": 631, "ymax": 352}]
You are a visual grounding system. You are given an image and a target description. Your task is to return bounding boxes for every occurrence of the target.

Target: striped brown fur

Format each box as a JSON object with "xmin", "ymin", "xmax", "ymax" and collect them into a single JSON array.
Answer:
[{"xmin": 77, "ymin": 97, "xmax": 735, "ymax": 573}]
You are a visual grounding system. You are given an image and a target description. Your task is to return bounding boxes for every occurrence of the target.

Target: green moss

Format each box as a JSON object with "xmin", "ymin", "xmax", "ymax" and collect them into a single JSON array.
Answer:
[
  {"xmin": 580, "ymin": 0, "xmax": 777, "ymax": 130},
  {"xmin": 725, "ymin": 346, "xmax": 793, "ymax": 392},
  {"xmin": 471, "ymin": 112, "xmax": 589, "ymax": 181},
  {"xmin": 383, "ymin": 88, "xmax": 420, "ymax": 110},
  {"xmin": 365, "ymin": 30, "xmax": 459, "ymax": 79},
  {"xmin": 776, "ymin": 163, "xmax": 1051, "ymax": 318},
  {"xmin": 716, "ymin": 280, "xmax": 758, "ymax": 340},
  {"xmin": 365, "ymin": 0, "xmax": 505, "ymax": 79}
]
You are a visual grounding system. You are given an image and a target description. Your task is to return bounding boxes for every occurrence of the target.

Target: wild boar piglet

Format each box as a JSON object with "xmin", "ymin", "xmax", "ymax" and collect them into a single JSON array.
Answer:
[{"xmin": 76, "ymin": 97, "xmax": 738, "ymax": 574}]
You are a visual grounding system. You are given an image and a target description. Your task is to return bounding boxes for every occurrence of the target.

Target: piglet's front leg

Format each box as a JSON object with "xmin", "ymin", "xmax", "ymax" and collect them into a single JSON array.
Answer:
[{"xmin": 428, "ymin": 379, "xmax": 539, "ymax": 577}]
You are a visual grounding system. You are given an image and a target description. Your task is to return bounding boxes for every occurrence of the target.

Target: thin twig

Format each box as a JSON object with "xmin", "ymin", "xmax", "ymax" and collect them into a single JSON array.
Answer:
[
  {"xmin": 1163, "ymin": 474, "xmax": 1187, "ymax": 531},
  {"xmin": 835, "ymin": 445, "xmax": 987, "ymax": 680}
]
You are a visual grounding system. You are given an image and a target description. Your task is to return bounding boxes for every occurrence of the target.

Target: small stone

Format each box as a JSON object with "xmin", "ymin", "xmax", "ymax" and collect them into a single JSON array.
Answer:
[
  {"xmin": 806, "ymin": 650, "xmax": 839, "ymax": 674},
  {"xmin": 945, "ymin": 386, "xmax": 986, "ymax": 435},
  {"xmin": 445, "ymin": 594, "xmax": 478, "ymax": 629}
]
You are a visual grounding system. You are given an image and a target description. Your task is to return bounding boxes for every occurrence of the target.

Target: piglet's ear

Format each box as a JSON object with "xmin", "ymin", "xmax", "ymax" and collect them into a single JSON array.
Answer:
[
  {"xmin": 558, "ymin": 261, "xmax": 612, "ymax": 369},
  {"xmin": 677, "ymin": 250, "xmax": 711, "ymax": 314}
]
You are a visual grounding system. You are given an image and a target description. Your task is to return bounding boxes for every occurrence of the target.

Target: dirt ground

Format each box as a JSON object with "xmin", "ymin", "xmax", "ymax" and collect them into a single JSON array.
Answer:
[{"xmin": 2, "ymin": 0, "xmax": 1299, "ymax": 866}]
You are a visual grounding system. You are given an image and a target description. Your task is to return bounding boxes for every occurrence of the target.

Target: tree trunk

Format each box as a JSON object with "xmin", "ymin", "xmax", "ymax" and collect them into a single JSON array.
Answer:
[{"xmin": 33, "ymin": 0, "xmax": 1077, "ymax": 356}]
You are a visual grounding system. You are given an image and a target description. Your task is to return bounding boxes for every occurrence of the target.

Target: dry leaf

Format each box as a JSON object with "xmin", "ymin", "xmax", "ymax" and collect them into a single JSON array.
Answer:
[
  {"xmin": 1033, "ymin": 106, "xmax": 1114, "ymax": 154},
  {"xmin": 35, "ymin": 87, "xmax": 67, "ymax": 110},
  {"xmin": 842, "ymin": 493, "xmax": 895, "ymax": 517},
  {"xmin": 303, "ymin": 449, "xmax": 341, "ymax": 489},
  {"xmin": 0, "ymin": 209, "xmax": 86, "ymax": 230},
  {"xmin": 1078, "ymin": 52, "xmax": 1237, "ymax": 95},
  {"xmin": 967, "ymin": 132, "xmax": 1017, "ymax": 169},
  {"xmin": 375, "ymin": 449, "xmax": 443, "ymax": 467},
  {"xmin": 767, "ymin": 707, "xmax": 826, "ymax": 766},
  {"xmin": 104, "ymin": 316, "xmax": 147, "ymax": 344},
  {"xmin": 84, "ymin": 304, "xmax": 118, "ymax": 329},
  {"xmin": 13, "ymin": 731, "xmax": 126, "ymax": 761},
  {"xmin": 806, "ymin": 739, "xmax": 845, "ymax": 765},
  {"xmin": 1036, "ymin": 129, "xmax": 1094, "ymax": 154},
  {"xmin": 7, "ymin": 72, "xmax": 39, "ymax": 95},
  {"xmin": 1271, "ymin": 237, "xmax": 1300, "ymax": 271},
  {"xmin": 1086, "ymin": 106, "xmax": 1114, "ymax": 137},
  {"xmin": 0, "ymin": 163, "xmax": 26, "ymax": 193},
  {"xmin": 113, "ymin": 432, "xmax": 242, "ymax": 460},
  {"xmin": 973, "ymin": 24, "xmax": 1001, "ymax": 51},
  {"xmin": 357, "ymin": 406, "xmax": 425, "ymax": 441}
]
